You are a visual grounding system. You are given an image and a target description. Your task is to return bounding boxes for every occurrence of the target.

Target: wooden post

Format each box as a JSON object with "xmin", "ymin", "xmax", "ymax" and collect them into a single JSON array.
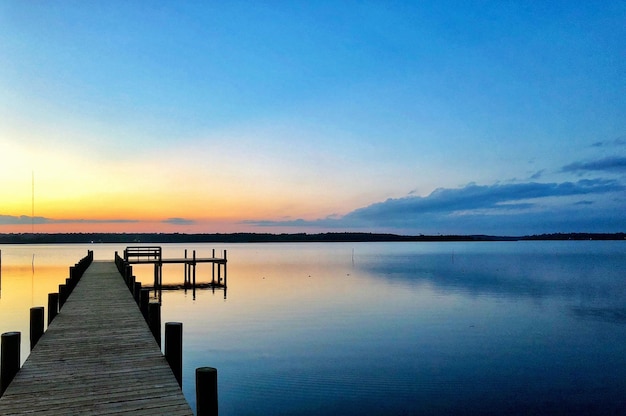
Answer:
[
  {"xmin": 29, "ymin": 307, "xmax": 44, "ymax": 350},
  {"xmin": 196, "ymin": 367, "xmax": 218, "ymax": 416},
  {"xmin": 125, "ymin": 265, "xmax": 132, "ymax": 286},
  {"xmin": 129, "ymin": 275, "xmax": 135, "ymax": 295},
  {"xmin": 140, "ymin": 289, "xmax": 150, "ymax": 321},
  {"xmin": 165, "ymin": 322, "xmax": 183, "ymax": 387},
  {"xmin": 134, "ymin": 282, "xmax": 142, "ymax": 305},
  {"xmin": 212, "ymin": 249, "xmax": 215, "ymax": 284},
  {"xmin": 148, "ymin": 302, "xmax": 161, "ymax": 347},
  {"xmin": 1, "ymin": 331, "xmax": 20, "ymax": 395},
  {"xmin": 193, "ymin": 250, "xmax": 197, "ymax": 289},
  {"xmin": 158, "ymin": 263, "xmax": 163, "ymax": 299},
  {"xmin": 184, "ymin": 249, "xmax": 188, "ymax": 285},
  {"xmin": 224, "ymin": 250, "xmax": 227, "ymax": 288},
  {"xmin": 58, "ymin": 284, "xmax": 67, "ymax": 309},
  {"xmin": 47, "ymin": 293, "xmax": 59, "ymax": 324}
]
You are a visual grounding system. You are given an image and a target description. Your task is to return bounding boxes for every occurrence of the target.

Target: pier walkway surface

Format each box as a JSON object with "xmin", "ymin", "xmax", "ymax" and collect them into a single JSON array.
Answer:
[{"xmin": 0, "ymin": 261, "xmax": 193, "ymax": 415}]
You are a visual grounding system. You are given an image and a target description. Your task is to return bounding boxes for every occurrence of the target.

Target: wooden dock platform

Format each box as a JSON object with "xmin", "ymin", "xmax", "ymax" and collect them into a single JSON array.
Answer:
[
  {"xmin": 121, "ymin": 246, "xmax": 227, "ymax": 293},
  {"xmin": 0, "ymin": 261, "xmax": 193, "ymax": 415}
]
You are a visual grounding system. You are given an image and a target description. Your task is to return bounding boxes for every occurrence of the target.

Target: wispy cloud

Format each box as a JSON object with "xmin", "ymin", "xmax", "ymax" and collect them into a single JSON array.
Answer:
[
  {"xmin": 162, "ymin": 217, "xmax": 196, "ymax": 225},
  {"xmin": 591, "ymin": 136, "xmax": 626, "ymax": 148},
  {"xmin": 0, "ymin": 215, "xmax": 138, "ymax": 225},
  {"xmin": 562, "ymin": 156, "xmax": 626, "ymax": 173},
  {"xmin": 530, "ymin": 170, "xmax": 544, "ymax": 180}
]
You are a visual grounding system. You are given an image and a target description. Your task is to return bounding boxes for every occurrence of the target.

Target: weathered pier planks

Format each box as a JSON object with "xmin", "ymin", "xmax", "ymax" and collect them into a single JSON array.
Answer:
[{"xmin": 0, "ymin": 261, "xmax": 193, "ymax": 415}]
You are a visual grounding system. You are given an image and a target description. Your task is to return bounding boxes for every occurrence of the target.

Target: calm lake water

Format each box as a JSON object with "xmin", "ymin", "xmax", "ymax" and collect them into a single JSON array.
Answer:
[{"xmin": 1, "ymin": 241, "xmax": 625, "ymax": 415}]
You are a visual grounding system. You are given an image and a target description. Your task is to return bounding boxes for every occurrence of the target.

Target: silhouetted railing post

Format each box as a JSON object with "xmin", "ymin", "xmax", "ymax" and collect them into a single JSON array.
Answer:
[
  {"xmin": 30, "ymin": 307, "xmax": 44, "ymax": 350},
  {"xmin": 165, "ymin": 322, "xmax": 183, "ymax": 387},
  {"xmin": 1, "ymin": 331, "xmax": 20, "ymax": 395},
  {"xmin": 196, "ymin": 367, "xmax": 218, "ymax": 416},
  {"xmin": 48, "ymin": 293, "xmax": 59, "ymax": 324}
]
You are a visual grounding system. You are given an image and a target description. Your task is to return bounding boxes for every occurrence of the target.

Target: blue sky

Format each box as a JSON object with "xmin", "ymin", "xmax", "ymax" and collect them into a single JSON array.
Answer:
[{"xmin": 1, "ymin": 1, "xmax": 625, "ymax": 235}]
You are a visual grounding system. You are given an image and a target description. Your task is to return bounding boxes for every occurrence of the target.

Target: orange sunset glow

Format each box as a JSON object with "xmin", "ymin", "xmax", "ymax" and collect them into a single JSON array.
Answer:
[{"xmin": 1, "ymin": 2, "xmax": 625, "ymax": 236}]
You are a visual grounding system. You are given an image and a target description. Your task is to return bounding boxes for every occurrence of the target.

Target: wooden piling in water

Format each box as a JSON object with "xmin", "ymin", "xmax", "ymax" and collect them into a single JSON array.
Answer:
[
  {"xmin": 125, "ymin": 265, "xmax": 132, "ymax": 286},
  {"xmin": 134, "ymin": 281, "xmax": 142, "ymax": 305},
  {"xmin": 165, "ymin": 322, "xmax": 183, "ymax": 387},
  {"xmin": 58, "ymin": 284, "xmax": 67, "ymax": 309},
  {"xmin": 148, "ymin": 302, "xmax": 161, "ymax": 347},
  {"xmin": 47, "ymin": 293, "xmax": 58, "ymax": 324},
  {"xmin": 184, "ymin": 249, "xmax": 188, "ymax": 286},
  {"xmin": 128, "ymin": 274, "xmax": 135, "ymax": 294},
  {"xmin": 196, "ymin": 367, "xmax": 218, "ymax": 416},
  {"xmin": 191, "ymin": 250, "xmax": 197, "ymax": 298},
  {"xmin": 1, "ymin": 332, "xmax": 20, "ymax": 396},
  {"xmin": 29, "ymin": 307, "xmax": 44, "ymax": 350},
  {"xmin": 140, "ymin": 289, "xmax": 150, "ymax": 321}
]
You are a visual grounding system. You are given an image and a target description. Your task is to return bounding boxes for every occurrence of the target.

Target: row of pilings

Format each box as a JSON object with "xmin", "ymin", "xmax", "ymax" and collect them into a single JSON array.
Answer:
[
  {"xmin": 115, "ymin": 251, "xmax": 218, "ymax": 416},
  {"xmin": 1, "ymin": 250, "xmax": 94, "ymax": 396}
]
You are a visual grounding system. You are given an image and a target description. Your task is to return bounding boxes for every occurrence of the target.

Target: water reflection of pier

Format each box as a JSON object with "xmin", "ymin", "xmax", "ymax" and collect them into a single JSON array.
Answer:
[{"xmin": 119, "ymin": 246, "xmax": 227, "ymax": 300}]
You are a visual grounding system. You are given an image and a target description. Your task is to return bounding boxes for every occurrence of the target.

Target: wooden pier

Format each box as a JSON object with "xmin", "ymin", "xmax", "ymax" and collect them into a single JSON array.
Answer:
[
  {"xmin": 0, "ymin": 260, "xmax": 193, "ymax": 415},
  {"xmin": 122, "ymin": 246, "xmax": 227, "ymax": 293}
]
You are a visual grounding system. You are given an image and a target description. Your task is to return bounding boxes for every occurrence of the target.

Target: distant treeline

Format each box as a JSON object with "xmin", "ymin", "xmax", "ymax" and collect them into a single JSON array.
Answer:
[{"xmin": 0, "ymin": 232, "xmax": 624, "ymax": 244}]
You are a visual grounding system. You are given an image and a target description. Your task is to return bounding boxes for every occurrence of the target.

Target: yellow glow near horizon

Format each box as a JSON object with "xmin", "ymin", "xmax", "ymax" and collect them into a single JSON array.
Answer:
[{"xmin": 1, "ymin": 137, "xmax": 347, "ymax": 231}]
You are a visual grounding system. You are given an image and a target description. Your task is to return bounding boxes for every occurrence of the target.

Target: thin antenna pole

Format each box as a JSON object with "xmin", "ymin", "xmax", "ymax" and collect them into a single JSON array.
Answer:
[{"xmin": 32, "ymin": 170, "xmax": 34, "ymax": 234}]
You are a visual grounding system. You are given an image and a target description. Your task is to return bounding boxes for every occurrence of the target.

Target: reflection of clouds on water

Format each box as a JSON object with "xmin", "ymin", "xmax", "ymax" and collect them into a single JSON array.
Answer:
[
  {"xmin": 357, "ymin": 248, "xmax": 626, "ymax": 311},
  {"xmin": 570, "ymin": 307, "xmax": 626, "ymax": 324}
]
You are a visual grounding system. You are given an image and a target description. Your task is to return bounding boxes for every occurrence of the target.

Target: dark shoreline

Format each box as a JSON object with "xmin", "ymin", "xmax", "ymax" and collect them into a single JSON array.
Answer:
[{"xmin": 0, "ymin": 232, "xmax": 624, "ymax": 244}]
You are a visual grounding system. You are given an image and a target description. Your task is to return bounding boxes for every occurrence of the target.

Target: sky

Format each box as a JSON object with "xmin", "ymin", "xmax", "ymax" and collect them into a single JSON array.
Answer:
[{"xmin": 1, "ymin": 1, "xmax": 625, "ymax": 236}]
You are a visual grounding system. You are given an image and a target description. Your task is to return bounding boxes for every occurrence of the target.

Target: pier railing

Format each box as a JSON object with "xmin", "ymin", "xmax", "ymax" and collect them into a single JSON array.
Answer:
[{"xmin": 123, "ymin": 245, "xmax": 162, "ymax": 262}]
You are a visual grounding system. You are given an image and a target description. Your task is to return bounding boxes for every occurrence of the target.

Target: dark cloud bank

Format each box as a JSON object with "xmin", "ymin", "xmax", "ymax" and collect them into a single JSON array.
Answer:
[{"xmin": 246, "ymin": 156, "xmax": 626, "ymax": 235}]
